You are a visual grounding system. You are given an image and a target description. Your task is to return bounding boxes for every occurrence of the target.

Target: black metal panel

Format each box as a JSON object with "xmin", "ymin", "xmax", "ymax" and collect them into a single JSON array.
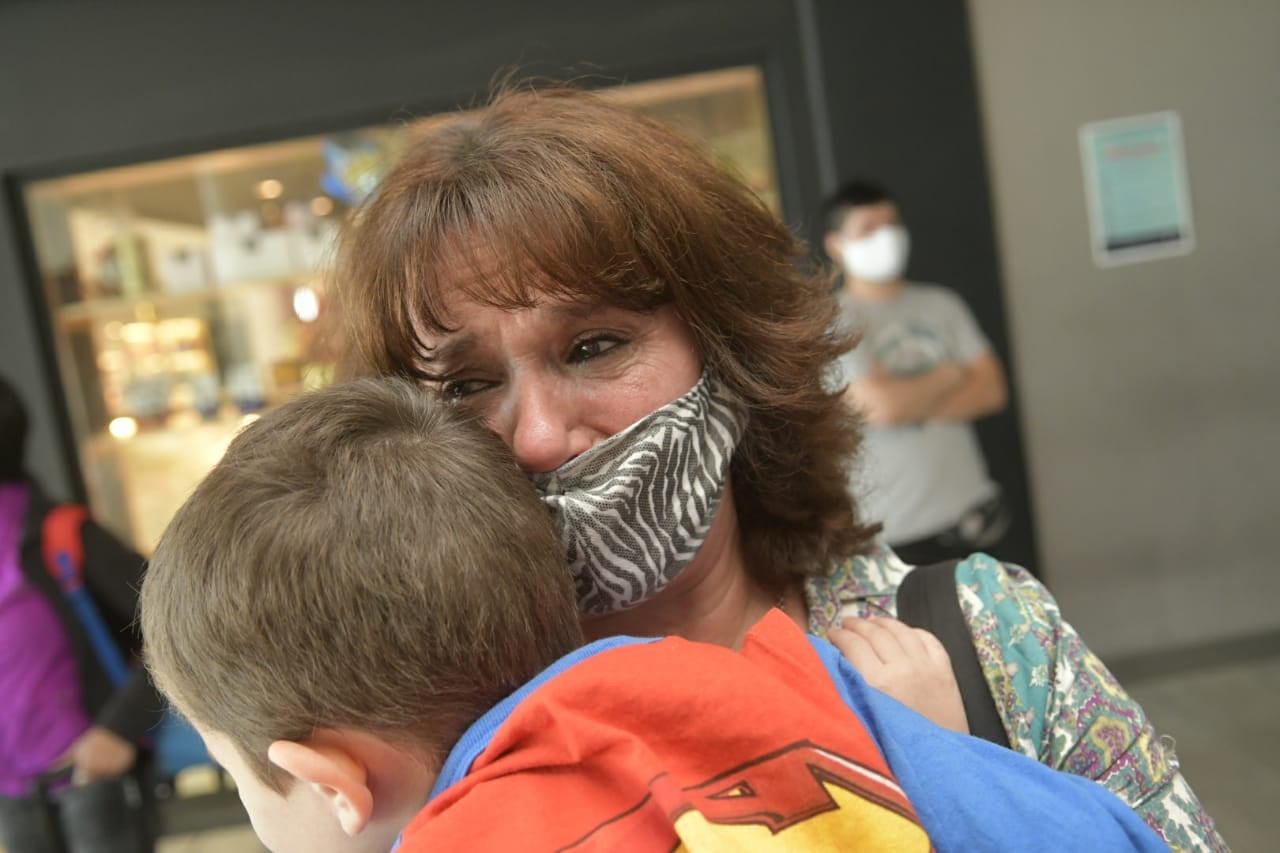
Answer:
[{"xmin": 807, "ymin": 0, "xmax": 1041, "ymax": 571}]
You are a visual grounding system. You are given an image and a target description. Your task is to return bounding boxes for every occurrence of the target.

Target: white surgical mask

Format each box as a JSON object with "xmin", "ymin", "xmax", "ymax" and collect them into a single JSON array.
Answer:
[
  {"xmin": 840, "ymin": 225, "xmax": 911, "ymax": 284},
  {"xmin": 531, "ymin": 371, "xmax": 746, "ymax": 616}
]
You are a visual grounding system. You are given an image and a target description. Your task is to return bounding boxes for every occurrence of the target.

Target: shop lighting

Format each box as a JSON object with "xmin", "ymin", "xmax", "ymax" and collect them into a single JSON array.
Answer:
[
  {"xmin": 108, "ymin": 417, "xmax": 139, "ymax": 440},
  {"xmin": 293, "ymin": 286, "xmax": 321, "ymax": 323},
  {"xmin": 310, "ymin": 195, "xmax": 335, "ymax": 216},
  {"xmin": 120, "ymin": 322, "xmax": 154, "ymax": 345},
  {"xmin": 256, "ymin": 178, "xmax": 284, "ymax": 200}
]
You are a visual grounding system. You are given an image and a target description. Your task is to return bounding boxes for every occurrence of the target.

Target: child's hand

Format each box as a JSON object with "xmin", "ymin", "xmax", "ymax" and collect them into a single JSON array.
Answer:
[
  {"xmin": 61, "ymin": 725, "xmax": 137, "ymax": 784},
  {"xmin": 829, "ymin": 616, "xmax": 970, "ymax": 735}
]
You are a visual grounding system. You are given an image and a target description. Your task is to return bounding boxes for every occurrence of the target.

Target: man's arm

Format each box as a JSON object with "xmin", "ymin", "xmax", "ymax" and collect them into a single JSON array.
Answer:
[
  {"xmin": 931, "ymin": 350, "xmax": 1007, "ymax": 422},
  {"xmin": 845, "ymin": 361, "xmax": 966, "ymax": 426}
]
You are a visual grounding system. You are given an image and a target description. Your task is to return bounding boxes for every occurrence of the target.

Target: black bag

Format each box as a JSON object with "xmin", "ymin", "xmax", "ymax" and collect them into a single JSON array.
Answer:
[
  {"xmin": 895, "ymin": 560, "xmax": 1011, "ymax": 748},
  {"xmin": 0, "ymin": 770, "xmax": 153, "ymax": 853},
  {"xmin": 56, "ymin": 774, "xmax": 153, "ymax": 853}
]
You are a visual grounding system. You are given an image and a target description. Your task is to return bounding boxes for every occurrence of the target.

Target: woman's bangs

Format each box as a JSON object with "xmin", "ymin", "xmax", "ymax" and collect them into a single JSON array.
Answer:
[{"xmin": 402, "ymin": 169, "xmax": 667, "ymax": 348}]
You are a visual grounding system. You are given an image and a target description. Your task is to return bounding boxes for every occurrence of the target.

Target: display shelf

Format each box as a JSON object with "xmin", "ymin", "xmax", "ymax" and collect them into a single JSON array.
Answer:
[{"xmin": 54, "ymin": 275, "xmax": 320, "ymax": 327}]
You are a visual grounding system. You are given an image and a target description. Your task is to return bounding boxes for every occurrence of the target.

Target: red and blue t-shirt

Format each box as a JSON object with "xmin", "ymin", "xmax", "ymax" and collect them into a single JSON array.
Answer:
[{"xmin": 398, "ymin": 610, "xmax": 1167, "ymax": 851}]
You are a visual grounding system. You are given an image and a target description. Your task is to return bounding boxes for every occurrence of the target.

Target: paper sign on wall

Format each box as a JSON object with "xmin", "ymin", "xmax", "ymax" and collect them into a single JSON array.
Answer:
[{"xmin": 1079, "ymin": 111, "xmax": 1195, "ymax": 267}]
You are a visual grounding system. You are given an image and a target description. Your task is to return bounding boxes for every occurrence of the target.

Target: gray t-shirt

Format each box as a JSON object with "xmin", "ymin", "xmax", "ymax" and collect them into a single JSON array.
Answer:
[{"xmin": 836, "ymin": 284, "xmax": 996, "ymax": 543}]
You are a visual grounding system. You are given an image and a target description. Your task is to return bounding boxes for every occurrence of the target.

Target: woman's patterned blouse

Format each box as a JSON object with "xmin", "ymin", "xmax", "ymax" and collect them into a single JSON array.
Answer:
[{"xmin": 803, "ymin": 545, "xmax": 1227, "ymax": 852}]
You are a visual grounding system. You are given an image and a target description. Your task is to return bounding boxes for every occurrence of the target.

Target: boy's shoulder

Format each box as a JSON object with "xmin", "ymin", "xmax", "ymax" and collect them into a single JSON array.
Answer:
[
  {"xmin": 400, "ymin": 612, "xmax": 930, "ymax": 852},
  {"xmin": 398, "ymin": 613, "xmax": 1169, "ymax": 853}
]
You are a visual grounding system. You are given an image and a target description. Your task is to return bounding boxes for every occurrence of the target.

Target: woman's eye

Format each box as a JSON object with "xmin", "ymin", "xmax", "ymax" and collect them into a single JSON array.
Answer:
[
  {"xmin": 567, "ymin": 336, "xmax": 622, "ymax": 365},
  {"xmin": 440, "ymin": 378, "xmax": 490, "ymax": 402}
]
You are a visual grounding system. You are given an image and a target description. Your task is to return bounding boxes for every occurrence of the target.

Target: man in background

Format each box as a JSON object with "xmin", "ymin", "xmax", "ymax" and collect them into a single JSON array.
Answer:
[{"xmin": 822, "ymin": 179, "xmax": 1010, "ymax": 566}]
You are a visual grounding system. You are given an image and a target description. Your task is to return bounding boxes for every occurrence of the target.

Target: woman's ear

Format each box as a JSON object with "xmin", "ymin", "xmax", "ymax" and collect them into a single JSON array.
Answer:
[{"xmin": 267, "ymin": 738, "xmax": 373, "ymax": 837}]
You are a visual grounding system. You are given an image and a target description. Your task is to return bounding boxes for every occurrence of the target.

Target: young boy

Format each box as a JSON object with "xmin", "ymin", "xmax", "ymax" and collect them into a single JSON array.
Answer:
[{"xmin": 139, "ymin": 378, "xmax": 1166, "ymax": 852}]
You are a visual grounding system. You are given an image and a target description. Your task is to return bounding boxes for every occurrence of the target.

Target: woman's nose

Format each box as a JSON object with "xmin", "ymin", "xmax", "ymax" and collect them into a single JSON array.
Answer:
[{"xmin": 501, "ymin": 378, "xmax": 593, "ymax": 474}]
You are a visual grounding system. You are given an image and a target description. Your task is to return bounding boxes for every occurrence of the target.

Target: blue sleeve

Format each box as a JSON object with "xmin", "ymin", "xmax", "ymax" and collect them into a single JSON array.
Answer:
[{"xmin": 807, "ymin": 636, "xmax": 1170, "ymax": 853}]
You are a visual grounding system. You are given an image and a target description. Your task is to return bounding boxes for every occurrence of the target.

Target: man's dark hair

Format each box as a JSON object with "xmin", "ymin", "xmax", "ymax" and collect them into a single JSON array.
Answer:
[
  {"xmin": 820, "ymin": 178, "xmax": 895, "ymax": 237},
  {"xmin": 0, "ymin": 376, "xmax": 29, "ymax": 482}
]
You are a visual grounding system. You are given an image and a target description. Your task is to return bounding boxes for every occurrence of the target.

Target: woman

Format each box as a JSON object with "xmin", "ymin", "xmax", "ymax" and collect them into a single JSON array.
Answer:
[{"xmin": 334, "ymin": 86, "xmax": 1223, "ymax": 851}]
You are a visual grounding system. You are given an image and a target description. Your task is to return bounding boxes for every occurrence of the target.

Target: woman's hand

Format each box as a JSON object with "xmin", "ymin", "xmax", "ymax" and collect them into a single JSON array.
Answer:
[
  {"xmin": 60, "ymin": 725, "xmax": 137, "ymax": 785},
  {"xmin": 829, "ymin": 616, "xmax": 970, "ymax": 734}
]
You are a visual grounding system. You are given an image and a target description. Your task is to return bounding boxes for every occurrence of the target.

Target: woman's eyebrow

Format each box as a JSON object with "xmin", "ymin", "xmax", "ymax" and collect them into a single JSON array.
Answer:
[
  {"xmin": 547, "ymin": 299, "xmax": 624, "ymax": 322},
  {"xmin": 419, "ymin": 332, "xmax": 479, "ymax": 369}
]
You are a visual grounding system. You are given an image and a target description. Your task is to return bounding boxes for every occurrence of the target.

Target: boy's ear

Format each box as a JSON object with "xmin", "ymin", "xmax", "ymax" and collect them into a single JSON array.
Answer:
[{"xmin": 267, "ymin": 737, "xmax": 373, "ymax": 837}]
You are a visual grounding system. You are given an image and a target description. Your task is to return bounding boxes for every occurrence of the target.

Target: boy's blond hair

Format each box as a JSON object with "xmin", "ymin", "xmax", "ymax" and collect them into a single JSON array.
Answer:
[{"xmin": 140, "ymin": 378, "xmax": 582, "ymax": 790}]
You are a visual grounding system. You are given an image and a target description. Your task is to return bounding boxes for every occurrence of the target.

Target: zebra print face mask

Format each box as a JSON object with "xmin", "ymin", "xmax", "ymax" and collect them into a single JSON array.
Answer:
[{"xmin": 531, "ymin": 371, "xmax": 746, "ymax": 616}]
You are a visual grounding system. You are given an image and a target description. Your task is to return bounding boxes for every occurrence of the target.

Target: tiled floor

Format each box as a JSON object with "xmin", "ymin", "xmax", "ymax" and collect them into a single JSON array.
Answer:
[{"xmin": 1127, "ymin": 656, "xmax": 1280, "ymax": 851}]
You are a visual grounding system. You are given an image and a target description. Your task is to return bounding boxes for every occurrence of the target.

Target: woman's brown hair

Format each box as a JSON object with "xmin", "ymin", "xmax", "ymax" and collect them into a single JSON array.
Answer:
[{"xmin": 335, "ymin": 85, "xmax": 878, "ymax": 585}]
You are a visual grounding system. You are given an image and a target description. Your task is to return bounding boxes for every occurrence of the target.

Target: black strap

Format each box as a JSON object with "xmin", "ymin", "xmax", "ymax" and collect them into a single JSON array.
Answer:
[{"xmin": 895, "ymin": 560, "xmax": 1010, "ymax": 748}]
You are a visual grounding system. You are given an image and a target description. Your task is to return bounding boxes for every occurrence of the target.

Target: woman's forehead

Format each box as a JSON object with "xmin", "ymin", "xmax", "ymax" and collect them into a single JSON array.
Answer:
[
  {"xmin": 416, "ymin": 234, "xmax": 659, "ymax": 324},
  {"xmin": 426, "ymin": 240, "xmax": 594, "ymax": 313},
  {"xmin": 401, "ymin": 231, "xmax": 670, "ymax": 374},
  {"xmin": 420, "ymin": 294, "xmax": 635, "ymax": 341}
]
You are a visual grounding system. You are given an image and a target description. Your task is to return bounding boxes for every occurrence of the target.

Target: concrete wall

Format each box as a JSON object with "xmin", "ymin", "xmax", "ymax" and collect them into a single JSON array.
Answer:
[{"xmin": 968, "ymin": 0, "xmax": 1280, "ymax": 656}]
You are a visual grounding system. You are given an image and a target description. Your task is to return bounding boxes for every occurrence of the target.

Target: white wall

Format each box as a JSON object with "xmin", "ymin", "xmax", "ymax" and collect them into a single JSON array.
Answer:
[{"xmin": 968, "ymin": 0, "xmax": 1280, "ymax": 657}]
